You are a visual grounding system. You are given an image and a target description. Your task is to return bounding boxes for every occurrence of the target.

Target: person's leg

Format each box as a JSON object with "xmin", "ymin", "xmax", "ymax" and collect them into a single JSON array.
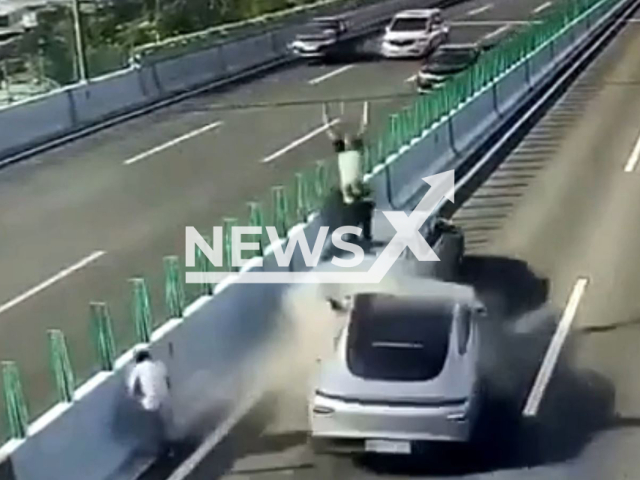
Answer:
[{"xmin": 358, "ymin": 200, "xmax": 374, "ymax": 241}]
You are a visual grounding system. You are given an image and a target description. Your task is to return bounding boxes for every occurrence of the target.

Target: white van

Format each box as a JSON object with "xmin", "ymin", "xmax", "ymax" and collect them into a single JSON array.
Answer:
[{"xmin": 381, "ymin": 9, "xmax": 449, "ymax": 58}]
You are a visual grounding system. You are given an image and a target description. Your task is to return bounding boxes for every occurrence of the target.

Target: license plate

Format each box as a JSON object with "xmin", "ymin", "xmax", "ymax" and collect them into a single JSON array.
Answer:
[{"xmin": 365, "ymin": 439, "xmax": 411, "ymax": 454}]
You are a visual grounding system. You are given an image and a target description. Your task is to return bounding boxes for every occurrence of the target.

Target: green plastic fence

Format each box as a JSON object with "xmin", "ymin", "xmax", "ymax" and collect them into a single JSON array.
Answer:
[{"xmin": 0, "ymin": 0, "xmax": 620, "ymax": 441}]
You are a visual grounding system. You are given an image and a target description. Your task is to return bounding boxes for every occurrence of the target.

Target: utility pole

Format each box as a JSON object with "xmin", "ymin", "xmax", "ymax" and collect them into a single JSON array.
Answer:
[{"xmin": 71, "ymin": 0, "xmax": 88, "ymax": 81}]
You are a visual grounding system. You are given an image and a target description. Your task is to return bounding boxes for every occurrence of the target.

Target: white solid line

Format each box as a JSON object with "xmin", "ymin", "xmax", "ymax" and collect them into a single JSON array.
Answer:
[
  {"xmin": 405, "ymin": 74, "xmax": 417, "ymax": 83},
  {"xmin": 467, "ymin": 3, "xmax": 494, "ymax": 16},
  {"xmin": 484, "ymin": 24, "xmax": 512, "ymax": 40},
  {"xmin": 0, "ymin": 250, "xmax": 107, "ymax": 316},
  {"xmin": 533, "ymin": 1, "xmax": 553, "ymax": 13},
  {"xmin": 261, "ymin": 119, "xmax": 340, "ymax": 163},
  {"xmin": 522, "ymin": 278, "xmax": 589, "ymax": 417},
  {"xmin": 123, "ymin": 121, "xmax": 223, "ymax": 165},
  {"xmin": 308, "ymin": 65, "xmax": 354, "ymax": 85},
  {"xmin": 624, "ymin": 129, "xmax": 640, "ymax": 172}
]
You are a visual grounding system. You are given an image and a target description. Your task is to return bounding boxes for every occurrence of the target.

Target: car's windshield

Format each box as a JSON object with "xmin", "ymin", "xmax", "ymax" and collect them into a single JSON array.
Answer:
[
  {"xmin": 300, "ymin": 21, "xmax": 337, "ymax": 37},
  {"xmin": 346, "ymin": 294, "xmax": 453, "ymax": 381},
  {"xmin": 390, "ymin": 17, "xmax": 428, "ymax": 32}
]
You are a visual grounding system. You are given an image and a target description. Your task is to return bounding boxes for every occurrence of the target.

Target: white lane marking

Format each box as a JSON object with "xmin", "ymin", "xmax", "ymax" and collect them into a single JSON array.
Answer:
[
  {"xmin": 451, "ymin": 20, "xmax": 536, "ymax": 26},
  {"xmin": 308, "ymin": 65, "xmax": 354, "ymax": 85},
  {"xmin": 123, "ymin": 121, "xmax": 223, "ymax": 165},
  {"xmin": 533, "ymin": 1, "xmax": 553, "ymax": 13},
  {"xmin": 168, "ymin": 384, "xmax": 264, "ymax": 480},
  {"xmin": 0, "ymin": 250, "xmax": 107, "ymax": 316},
  {"xmin": 484, "ymin": 24, "xmax": 512, "ymax": 40},
  {"xmin": 261, "ymin": 119, "xmax": 340, "ymax": 163},
  {"xmin": 523, "ymin": 278, "xmax": 589, "ymax": 417},
  {"xmin": 405, "ymin": 74, "xmax": 418, "ymax": 83},
  {"xmin": 624, "ymin": 129, "xmax": 640, "ymax": 172},
  {"xmin": 467, "ymin": 3, "xmax": 494, "ymax": 16}
]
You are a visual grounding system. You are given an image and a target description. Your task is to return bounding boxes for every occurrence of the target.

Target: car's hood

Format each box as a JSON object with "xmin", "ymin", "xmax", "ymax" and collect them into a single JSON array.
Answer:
[
  {"xmin": 315, "ymin": 330, "xmax": 478, "ymax": 405},
  {"xmin": 383, "ymin": 31, "xmax": 427, "ymax": 41},
  {"xmin": 295, "ymin": 33, "xmax": 335, "ymax": 42}
]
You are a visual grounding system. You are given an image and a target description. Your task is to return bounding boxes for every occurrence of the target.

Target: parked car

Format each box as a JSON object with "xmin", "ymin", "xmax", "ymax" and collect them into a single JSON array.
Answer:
[
  {"xmin": 309, "ymin": 286, "xmax": 486, "ymax": 455},
  {"xmin": 381, "ymin": 9, "xmax": 449, "ymax": 59},
  {"xmin": 289, "ymin": 16, "xmax": 349, "ymax": 60},
  {"xmin": 416, "ymin": 44, "xmax": 481, "ymax": 92}
]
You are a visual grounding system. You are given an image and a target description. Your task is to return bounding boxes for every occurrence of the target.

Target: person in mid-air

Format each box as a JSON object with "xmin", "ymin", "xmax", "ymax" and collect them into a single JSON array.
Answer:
[{"xmin": 322, "ymin": 101, "xmax": 374, "ymax": 241}]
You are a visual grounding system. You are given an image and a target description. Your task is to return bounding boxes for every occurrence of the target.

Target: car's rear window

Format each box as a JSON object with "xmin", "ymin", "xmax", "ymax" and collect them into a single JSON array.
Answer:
[
  {"xmin": 346, "ymin": 293, "xmax": 453, "ymax": 381},
  {"xmin": 390, "ymin": 17, "xmax": 427, "ymax": 32}
]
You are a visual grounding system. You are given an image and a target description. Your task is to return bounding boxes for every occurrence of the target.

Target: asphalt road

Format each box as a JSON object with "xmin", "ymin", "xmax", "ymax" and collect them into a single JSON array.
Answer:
[
  {"xmin": 166, "ymin": 6, "xmax": 640, "ymax": 480},
  {"xmin": 0, "ymin": 0, "xmax": 549, "ymax": 437}
]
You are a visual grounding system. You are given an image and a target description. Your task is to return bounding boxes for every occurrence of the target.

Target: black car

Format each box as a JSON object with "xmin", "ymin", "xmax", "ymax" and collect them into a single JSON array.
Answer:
[
  {"xmin": 416, "ymin": 44, "xmax": 480, "ymax": 92},
  {"xmin": 289, "ymin": 17, "xmax": 349, "ymax": 60}
]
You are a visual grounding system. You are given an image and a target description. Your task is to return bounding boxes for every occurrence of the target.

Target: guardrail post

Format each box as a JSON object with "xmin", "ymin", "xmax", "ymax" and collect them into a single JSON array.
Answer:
[
  {"xmin": 90, "ymin": 302, "xmax": 117, "ymax": 371},
  {"xmin": 2, "ymin": 361, "xmax": 29, "ymax": 439},
  {"xmin": 389, "ymin": 114, "xmax": 400, "ymax": 152},
  {"xmin": 294, "ymin": 172, "xmax": 309, "ymax": 223},
  {"xmin": 194, "ymin": 236, "xmax": 214, "ymax": 295},
  {"xmin": 271, "ymin": 186, "xmax": 289, "ymax": 239},
  {"xmin": 48, "ymin": 329, "xmax": 75, "ymax": 403},
  {"xmin": 248, "ymin": 201, "xmax": 266, "ymax": 256},
  {"xmin": 222, "ymin": 218, "xmax": 238, "ymax": 271},
  {"xmin": 314, "ymin": 161, "xmax": 328, "ymax": 202},
  {"xmin": 130, "ymin": 278, "xmax": 154, "ymax": 343},
  {"xmin": 164, "ymin": 256, "xmax": 185, "ymax": 319}
]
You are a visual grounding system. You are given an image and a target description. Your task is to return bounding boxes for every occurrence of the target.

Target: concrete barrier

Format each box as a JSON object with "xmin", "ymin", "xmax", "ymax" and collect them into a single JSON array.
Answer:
[
  {"xmin": 386, "ymin": 117, "xmax": 455, "ymax": 208},
  {"xmin": 219, "ymin": 33, "xmax": 283, "ymax": 76},
  {"xmin": 0, "ymin": 91, "xmax": 74, "ymax": 160},
  {"xmin": 153, "ymin": 47, "xmax": 227, "ymax": 95},
  {"xmin": 451, "ymin": 86, "xmax": 499, "ymax": 155},
  {"xmin": 71, "ymin": 70, "xmax": 154, "ymax": 126},
  {"xmin": 495, "ymin": 61, "xmax": 530, "ymax": 115}
]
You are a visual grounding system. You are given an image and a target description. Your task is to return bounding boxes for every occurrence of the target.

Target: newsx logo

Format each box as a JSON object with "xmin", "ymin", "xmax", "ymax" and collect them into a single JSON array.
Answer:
[{"xmin": 184, "ymin": 171, "xmax": 455, "ymax": 284}]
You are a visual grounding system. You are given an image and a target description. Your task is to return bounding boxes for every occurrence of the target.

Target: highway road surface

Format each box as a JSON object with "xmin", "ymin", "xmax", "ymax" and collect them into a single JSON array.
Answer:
[
  {"xmin": 159, "ymin": 4, "xmax": 640, "ymax": 480},
  {"xmin": 0, "ymin": 0, "xmax": 550, "ymax": 438}
]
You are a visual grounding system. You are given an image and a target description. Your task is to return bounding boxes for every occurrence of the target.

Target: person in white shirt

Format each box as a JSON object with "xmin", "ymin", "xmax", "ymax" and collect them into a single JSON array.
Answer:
[
  {"xmin": 127, "ymin": 347, "xmax": 174, "ymax": 455},
  {"xmin": 322, "ymin": 102, "xmax": 374, "ymax": 241}
]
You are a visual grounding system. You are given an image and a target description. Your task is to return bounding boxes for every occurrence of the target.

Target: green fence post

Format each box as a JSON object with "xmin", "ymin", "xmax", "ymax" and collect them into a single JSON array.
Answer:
[
  {"xmin": 294, "ymin": 172, "xmax": 309, "ymax": 223},
  {"xmin": 2, "ymin": 362, "xmax": 29, "ymax": 439},
  {"xmin": 271, "ymin": 186, "xmax": 289, "ymax": 239},
  {"xmin": 248, "ymin": 201, "xmax": 266, "ymax": 256},
  {"xmin": 47, "ymin": 329, "xmax": 75, "ymax": 403},
  {"xmin": 194, "ymin": 235, "xmax": 214, "ymax": 295},
  {"xmin": 130, "ymin": 277, "xmax": 154, "ymax": 343},
  {"xmin": 389, "ymin": 114, "xmax": 400, "ymax": 152},
  {"xmin": 163, "ymin": 256, "xmax": 185, "ymax": 318},
  {"xmin": 222, "ymin": 217, "xmax": 238, "ymax": 271},
  {"xmin": 315, "ymin": 160, "xmax": 328, "ymax": 206},
  {"xmin": 90, "ymin": 302, "xmax": 117, "ymax": 371}
]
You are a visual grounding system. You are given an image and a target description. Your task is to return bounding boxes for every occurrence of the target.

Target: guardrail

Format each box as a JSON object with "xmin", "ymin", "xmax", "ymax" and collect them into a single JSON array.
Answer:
[{"xmin": 0, "ymin": 0, "xmax": 633, "ymax": 477}]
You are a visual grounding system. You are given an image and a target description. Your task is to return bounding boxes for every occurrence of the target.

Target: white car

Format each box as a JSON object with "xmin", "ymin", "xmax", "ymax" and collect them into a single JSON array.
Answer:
[
  {"xmin": 381, "ymin": 9, "xmax": 449, "ymax": 59},
  {"xmin": 309, "ymin": 282, "xmax": 486, "ymax": 455}
]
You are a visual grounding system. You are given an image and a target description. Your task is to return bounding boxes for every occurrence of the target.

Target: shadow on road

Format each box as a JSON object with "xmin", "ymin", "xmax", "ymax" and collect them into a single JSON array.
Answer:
[{"xmin": 359, "ymin": 367, "xmax": 615, "ymax": 476}]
